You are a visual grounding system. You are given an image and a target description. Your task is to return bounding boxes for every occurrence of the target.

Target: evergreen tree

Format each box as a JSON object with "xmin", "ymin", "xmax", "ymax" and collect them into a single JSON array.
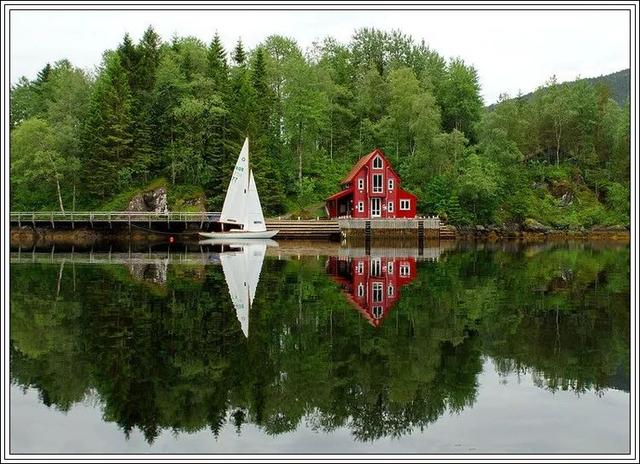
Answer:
[
  {"xmin": 83, "ymin": 52, "xmax": 134, "ymax": 200},
  {"xmin": 233, "ymin": 39, "xmax": 246, "ymax": 65},
  {"xmin": 207, "ymin": 33, "xmax": 228, "ymax": 88}
]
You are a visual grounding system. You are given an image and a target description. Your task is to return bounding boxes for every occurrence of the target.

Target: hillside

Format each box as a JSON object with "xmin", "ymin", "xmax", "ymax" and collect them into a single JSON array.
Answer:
[{"xmin": 489, "ymin": 68, "xmax": 630, "ymax": 108}]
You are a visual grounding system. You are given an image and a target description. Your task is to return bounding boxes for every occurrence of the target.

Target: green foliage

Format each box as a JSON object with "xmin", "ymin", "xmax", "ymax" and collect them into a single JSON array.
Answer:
[
  {"xmin": 9, "ymin": 244, "xmax": 630, "ymax": 441},
  {"xmin": 9, "ymin": 27, "xmax": 629, "ymax": 227}
]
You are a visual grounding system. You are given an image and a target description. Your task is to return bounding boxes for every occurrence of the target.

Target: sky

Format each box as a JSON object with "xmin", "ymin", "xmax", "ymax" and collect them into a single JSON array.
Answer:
[{"xmin": 9, "ymin": 8, "xmax": 631, "ymax": 104}]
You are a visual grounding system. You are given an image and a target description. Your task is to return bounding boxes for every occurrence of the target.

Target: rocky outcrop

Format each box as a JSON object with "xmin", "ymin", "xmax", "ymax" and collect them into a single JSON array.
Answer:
[
  {"xmin": 523, "ymin": 218, "xmax": 550, "ymax": 233},
  {"xmin": 127, "ymin": 187, "xmax": 168, "ymax": 213},
  {"xmin": 127, "ymin": 261, "xmax": 169, "ymax": 285}
]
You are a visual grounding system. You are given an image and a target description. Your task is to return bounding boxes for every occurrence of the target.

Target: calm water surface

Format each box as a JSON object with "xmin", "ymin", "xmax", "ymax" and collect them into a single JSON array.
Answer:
[{"xmin": 9, "ymin": 241, "xmax": 630, "ymax": 454}]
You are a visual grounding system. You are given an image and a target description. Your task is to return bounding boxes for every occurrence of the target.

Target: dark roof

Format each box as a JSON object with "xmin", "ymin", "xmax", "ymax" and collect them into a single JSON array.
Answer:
[
  {"xmin": 325, "ymin": 188, "xmax": 353, "ymax": 202},
  {"xmin": 340, "ymin": 148, "xmax": 384, "ymax": 184}
]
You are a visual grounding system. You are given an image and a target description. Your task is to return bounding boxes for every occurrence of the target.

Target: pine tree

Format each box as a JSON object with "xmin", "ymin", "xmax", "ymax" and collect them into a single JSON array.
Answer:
[
  {"xmin": 35, "ymin": 63, "xmax": 52, "ymax": 86},
  {"xmin": 138, "ymin": 26, "xmax": 161, "ymax": 92},
  {"xmin": 250, "ymin": 47, "xmax": 285, "ymax": 214},
  {"xmin": 83, "ymin": 52, "xmax": 134, "ymax": 200},
  {"xmin": 232, "ymin": 39, "xmax": 246, "ymax": 65},
  {"xmin": 207, "ymin": 33, "xmax": 228, "ymax": 88},
  {"xmin": 117, "ymin": 33, "xmax": 140, "ymax": 90}
]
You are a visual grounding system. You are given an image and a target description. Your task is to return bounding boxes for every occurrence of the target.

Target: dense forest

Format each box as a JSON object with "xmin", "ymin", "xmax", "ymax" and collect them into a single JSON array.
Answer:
[
  {"xmin": 10, "ymin": 27, "xmax": 630, "ymax": 227},
  {"xmin": 10, "ymin": 244, "xmax": 630, "ymax": 443}
]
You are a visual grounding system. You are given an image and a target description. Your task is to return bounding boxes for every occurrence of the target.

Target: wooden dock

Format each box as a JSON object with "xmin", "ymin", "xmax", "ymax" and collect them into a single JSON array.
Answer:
[
  {"xmin": 9, "ymin": 212, "xmax": 456, "ymax": 240},
  {"xmin": 266, "ymin": 219, "xmax": 340, "ymax": 239}
]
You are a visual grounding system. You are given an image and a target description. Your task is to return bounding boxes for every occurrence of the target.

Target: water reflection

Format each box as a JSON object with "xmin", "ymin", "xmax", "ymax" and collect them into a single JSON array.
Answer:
[
  {"xmin": 9, "ymin": 241, "xmax": 630, "ymax": 451},
  {"xmin": 326, "ymin": 255, "xmax": 417, "ymax": 327},
  {"xmin": 199, "ymin": 239, "xmax": 278, "ymax": 337}
]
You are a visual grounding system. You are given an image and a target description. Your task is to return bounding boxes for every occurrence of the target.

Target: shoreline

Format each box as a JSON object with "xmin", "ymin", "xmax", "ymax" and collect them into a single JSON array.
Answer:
[{"xmin": 10, "ymin": 225, "xmax": 630, "ymax": 250}]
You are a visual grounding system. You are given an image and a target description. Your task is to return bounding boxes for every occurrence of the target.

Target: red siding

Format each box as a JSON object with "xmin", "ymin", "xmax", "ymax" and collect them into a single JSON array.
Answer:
[
  {"xmin": 326, "ymin": 256, "xmax": 417, "ymax": 327},
  {"xmin": 325, "ymin": 149, "xmax": 417, "ymax": 219}
]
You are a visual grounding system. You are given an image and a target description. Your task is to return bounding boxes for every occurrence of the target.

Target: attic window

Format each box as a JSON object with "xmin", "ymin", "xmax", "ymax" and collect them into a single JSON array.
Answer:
[{"xmin": 372, "ymin": 155, "xmax": 383, "ymax": 169}]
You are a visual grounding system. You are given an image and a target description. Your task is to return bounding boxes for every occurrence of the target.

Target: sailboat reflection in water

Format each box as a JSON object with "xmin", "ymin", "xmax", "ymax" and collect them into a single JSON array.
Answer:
[{"xmin": 199, "ymin": 239, "xmax": 278, "ymax": 337}]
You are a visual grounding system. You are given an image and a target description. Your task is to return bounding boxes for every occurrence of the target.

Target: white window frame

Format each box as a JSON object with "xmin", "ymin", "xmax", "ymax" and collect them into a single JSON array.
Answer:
[
  {"xmin": 356, "ymin": 261, "xmax": 364, "ymax": 275},
  {"xmin": 357, "ymin": 283, "xmax": 365, "ymax": 297},
  {"xmin": 372, "ymin": 155, "xmax": 383, "ymax": 169},
  {"xmin": 388, "ymin": 201, "xmax": 394, "ymax": 213},
  {"xmin": 388, "ymin": 284, "xmax": 394, "ymax": 296},
  {"xmin": 387, "ymin": 261, "xmax": 393, "ymax": 274},
  {"xmin": 400, "ymin": 199, "xmax": 410, "ymax": 210},
  {"xmin": 370, "ymin": 259, "xmax": 381, "ymax": 277},
  {"xmin": 358, "ymin": 178, "xmax": 364, "ymax": 190},
  {"xmin": 357, "ymin": 201, "xmax": 364, "ymax": 213},
  {"xmin": 400, "ymin": 263, "xmax": 410, "ymax": 277},
  {"xmin": 372, "ymin": 174, "xmax": 383, "ymax": 193},
  {"xmin": 388, "ymin": 178, "xmax": 394, "ymax": 190},
  {"xmin": 372, "ymin": 282, "xmax": 383, "ymax": 303},
  {"xmin": 372, "ymin": 306, "xmax": 383, "ymax": 319},
  {"xmin": 370, "ymin": 198, "xmax": 381, "ymax": 217}
]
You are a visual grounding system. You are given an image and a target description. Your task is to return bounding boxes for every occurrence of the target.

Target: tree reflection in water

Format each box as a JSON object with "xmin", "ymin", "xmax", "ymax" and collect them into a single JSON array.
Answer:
[{"xmin": 10, "ymin": 242, "xmax": 630, "ymax": 443}]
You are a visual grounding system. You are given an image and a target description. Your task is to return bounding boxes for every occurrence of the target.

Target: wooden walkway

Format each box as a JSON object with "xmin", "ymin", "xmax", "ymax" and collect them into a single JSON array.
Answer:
[{"xmin": 10, "ymin": 212, "xmax": 455, "ymax": 240}]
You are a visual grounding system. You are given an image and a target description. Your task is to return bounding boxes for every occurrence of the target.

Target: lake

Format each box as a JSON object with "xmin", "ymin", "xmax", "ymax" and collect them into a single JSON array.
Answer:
[{"xmin": 9, "ymin": 240, "xmax": 630, "ymax": 454}]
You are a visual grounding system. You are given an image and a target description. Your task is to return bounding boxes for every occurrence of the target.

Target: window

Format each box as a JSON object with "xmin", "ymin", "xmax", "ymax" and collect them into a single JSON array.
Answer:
[
  {"xmin": 387, "ymin": 261, "xmax": 393, "ymax": 274},
  {"xmin": 357, "ymin": 201, "xmax": 364, "ymax": 213},
  {"xmin": 372, "ymin": 174, "xmax": 383, "ymax": 193},
  {"xmin": 358, "ymin": 178, "xmax": 364, "ymax": 190},
  {"xmin": 388, "ymin": 284, "xmax": 394, "ymax": 296},
  {"xmin": 388, "ymin": 179, "xmax": 394, "ymax": 190},
  {"xmin": 370, "ymin": 259, "xmax": 381, "ymax": 277},
  {"xmin": 400, "ymin": 199, "xmax": 410, "ymax": 210},
  {"xmin": 372, "ymin": 155, "xmax": 383, "ymax": 169},
  {"xmin": 388, "ymin": 202, "xmax": 394, "ymax": 213},
  {"xmin": 372, "ymin": 306, "xmax": 383, "ymax": 319},
  {"xmin": 372, "ymin": 283, "xmax": 383, "ymax": 303},
  {"xmin": 356, "ymin": 261, "xmax": 364, "ymax": 275},
  {"xmin": 357, "ymin": 283, "xmax": 365, "ymax": 297},
  {"xmin": 400, "ymin": 263, "xmax": 410, "ymax": 277}
]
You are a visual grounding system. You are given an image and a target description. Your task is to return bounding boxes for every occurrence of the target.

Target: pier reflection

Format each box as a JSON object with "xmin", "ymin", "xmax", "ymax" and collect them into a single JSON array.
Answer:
[
  {"xmin": 9, "ymin": 241, "xmax": 630, "ymax": 447},
  {"xmin": 326, "ymin": 243, "xmax": 446, "ymax": 326},
  {"xmin": 326, "ymin": 256, "xmax": 417, "ymax": 326}
]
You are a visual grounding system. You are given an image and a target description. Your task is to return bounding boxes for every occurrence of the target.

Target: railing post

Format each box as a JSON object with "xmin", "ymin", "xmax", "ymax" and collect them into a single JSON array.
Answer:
[
  {"xmin": 32, "ymin": 213, "xmax": 35, "ymax": 228},
  {"xmin": 51, "ymin": 212, "xmax": 55, "ymax": 229},
  {"xmin": 71, "ymin": 212, "xmax": 74, "ymax": 229}
]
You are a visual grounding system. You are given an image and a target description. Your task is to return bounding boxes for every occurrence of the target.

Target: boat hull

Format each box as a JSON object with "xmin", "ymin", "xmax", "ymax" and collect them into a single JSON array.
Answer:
[{"xmin": 198, "ymin": 230, "xmax": 279, "ymax": 240}]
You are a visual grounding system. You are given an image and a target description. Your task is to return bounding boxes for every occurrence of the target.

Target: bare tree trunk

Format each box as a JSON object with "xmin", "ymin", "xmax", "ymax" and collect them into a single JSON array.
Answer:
[
  {"xmin": 298, "ymin": 121, "xmax": 303, "ymax": 184},
  {"xmin": 55, "ymin": 177, "xmax": 65, "ymax": 213},
  {"xmin": 555, "ymin": 125, "xmax": 562, "ymax": 166},
  {"xmin": 329, "ymin": 111, "xmax": 333, "ymax": 161},
  {"xmin": 56, "ymin": 259, "xmax": 65, "ymax": 299}
]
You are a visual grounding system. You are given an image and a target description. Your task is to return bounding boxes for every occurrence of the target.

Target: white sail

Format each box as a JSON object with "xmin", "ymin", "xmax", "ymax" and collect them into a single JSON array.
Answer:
[
  {"xmin": 245, "ymin": 171, "xmax": 267, "ymax": 232},
  {"xmin": 219, "ymin": 138, "xmax": 250, "ymax": 226},
  {"xmin": 219, "ymin": 241, "xmax": 268, "ymax": 337}
]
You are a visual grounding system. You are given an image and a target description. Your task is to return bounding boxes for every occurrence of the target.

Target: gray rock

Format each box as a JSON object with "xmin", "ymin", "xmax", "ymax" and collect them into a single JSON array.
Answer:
[
  {"xmin": 523, "ymin": 218, "xmax": 550, "ymax": 233},
  {"xmin": 475, "ymin": 225, "xmax": 486, "ymax": 233},
  {"xmin": 128, "ymin": 187, "xmax": 168, "ymax": 213},
  {"xmin": 560, "ymin": 192, "xmax": 573, "ymax": 206}
]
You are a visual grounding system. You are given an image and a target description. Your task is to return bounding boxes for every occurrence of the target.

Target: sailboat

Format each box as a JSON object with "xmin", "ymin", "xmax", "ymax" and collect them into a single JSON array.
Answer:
[
  {"xmin": 198, "ymin": 239, "xmax": 277, "ymax": 337},
  {"xmin": 199, "ymin": 138, "xmax": 278, "ymax": 239}
]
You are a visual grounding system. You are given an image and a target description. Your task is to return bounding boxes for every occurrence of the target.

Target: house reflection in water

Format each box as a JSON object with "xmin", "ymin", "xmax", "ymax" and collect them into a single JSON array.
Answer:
[{"xmin": 326, "ymin": 256, "xmax": 417, "ymax": 327}]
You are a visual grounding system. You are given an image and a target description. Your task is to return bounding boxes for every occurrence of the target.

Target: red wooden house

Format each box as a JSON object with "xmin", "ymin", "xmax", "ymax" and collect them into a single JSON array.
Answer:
[
  {"xmin": 326, "ymin": 256, "xmax": 417, "ymax": 327},
  {"xmin": 325, "ymin": 148, "xmax": 417, "ymax": 219}
]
